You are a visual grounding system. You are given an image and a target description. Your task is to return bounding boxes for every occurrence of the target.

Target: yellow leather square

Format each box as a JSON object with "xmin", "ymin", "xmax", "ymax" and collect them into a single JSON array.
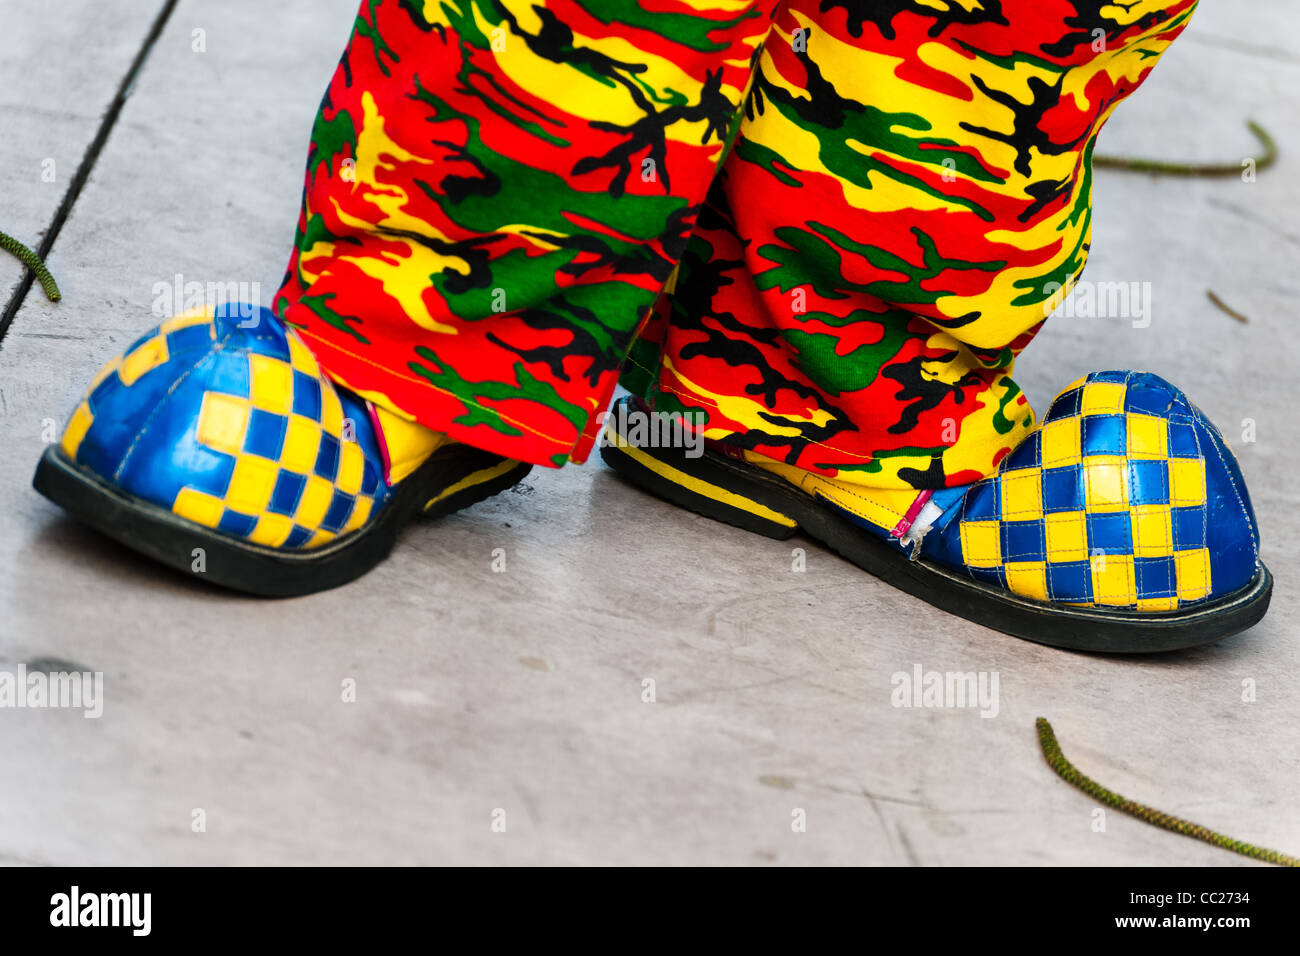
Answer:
[
  {"xmin": 1169, "ymin": 457, "xmax": 1205, "ymax": 506},
  {"xmin": 1091, "ymin": 553, "xmax": 1136, "ymax": 606},
  {"xmin": 1126, "ymin": 413, "xmax": 1168, "ymax": 460},
  {"xmin": 248, "ymin": 354, "xmax": 294, "ymax": 415},
  {"xmin": 306, "ymin": 528, "xmax": 337, "ymax": 549},
  {"xmin": 1039, "ymin": 418, "xmax": 1080, "ymax": 467},
  {"xmin": 337, "ymin": 439, "xmax": 365, "ymax": 496},
  {"xmin": 196, "ymin": 392, "xmax": 250, "ymax": 456},
  {"xmin": 960, "ymin": 520, "xmax": 1002, "ymax": 569},
  {"xmin": 281, "ymin": 414, "xmax": 320, "ymax": 474},
  {"xmin": 248, "ymin": 513, "xmax": 294, "ymax": 548},
  {"xmin": 225, "ymin": 454, "xmax": 279, "ymax": 515},
  {"xmin": 1044, "ymin": 512, "xmax": 1088, "ymax": 562},
  {"xmin": 1000, "ymin": 469, "xmax": 1042, "ymax": 519},
  {"xmin": 1083, "ymin": 457, "xmax": 1128, "ymax": 511},
  {"xmin": 171, "ymin": 486, "xmax": 225, "ymax": 529},
  {"xmin": 1131, "ymin": 504, "xmax": 1171, "ymax": 557},
  {"xmin": 320, "ymin": 390, "xmax": 344, "ymax": 438},
  {"xmin": 159, "ymin": 307, "xmax": 213, "ymax": 336},
  {"xmin": 1138, "ymin": 596, "xmax": 1179, "ymax": 612},
  {"xmin": 1176, "ymin": 548, "xmax": 1210, "ymax": 601},
  {"xmin": 287, "ymin": 333, "xmax": 320, "ymax": 377},
  {"xmin": 118, "ymin": 335, "xmax": 170, "ymax": 387},
  {"xmin": 1005, "ymin": 561, "xmax": 1048, "ymax": 601},
  {"xmin": 61, "ymin": 402, "xmax": 94, "ymax": 458},
  {"xmin": 295, "ymin": 474, "xmax": 334, "ymax": 529},
  {"xmin": 343, "ymin": 495, "xmax": 372, "ymax": 533},
  {"xmin": 1080, "ymin": 382, "xmax": 1126, "ymax": 416}
]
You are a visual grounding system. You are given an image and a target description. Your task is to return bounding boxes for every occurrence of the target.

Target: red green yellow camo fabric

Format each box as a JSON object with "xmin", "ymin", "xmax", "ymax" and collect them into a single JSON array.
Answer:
[{"xmin": 274, "ymin": 0, "xmax": 1196, "ymax": 485}]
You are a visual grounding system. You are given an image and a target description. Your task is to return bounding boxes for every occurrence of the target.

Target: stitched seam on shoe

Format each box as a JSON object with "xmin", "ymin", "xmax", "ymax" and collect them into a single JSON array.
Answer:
[
  {"xmin": 731, "ymin": 445, "xmax": 916, "ymax": 526},
  {"xmin": 807, "ymin": 481, "xmax": 911, "ymax": 525},
  {"xmin": 1191, "ymin": 403, "xmax": 1258, "ymax": 566},
  {"xmin": 958, "ymin": 478, "xmax": 977, "ymax": 582},
  {"xmin": 112, "ymin": 327, "xmax": 237, "ymax": 484},
  {"xmin": 1124, "ymin": 372, "xmax": 1195, "ymax": 606}
]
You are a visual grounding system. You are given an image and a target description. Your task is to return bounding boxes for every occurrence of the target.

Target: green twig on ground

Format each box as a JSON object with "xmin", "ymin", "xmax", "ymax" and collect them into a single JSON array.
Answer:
[
  {"xmin": 1094, "ymin": 119, "xmax": 1277, "ymax": 177},
  {"xmin": 0, "ymin": 229, "xmax": 61, "ymax": 301},
  {"xmin": 1036, "ymin": 717, "xmax": 1298, "ymax": 866},
  {"xmin": 1206, "ymin": 289, "xmax": 1250, "ymax": 324}
]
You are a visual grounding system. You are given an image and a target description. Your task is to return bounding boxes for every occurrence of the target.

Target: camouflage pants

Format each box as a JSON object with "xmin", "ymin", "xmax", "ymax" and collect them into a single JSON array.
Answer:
[{"xmin": 274, "ymin": 0, "xmax": 1196, "ymax": 487}]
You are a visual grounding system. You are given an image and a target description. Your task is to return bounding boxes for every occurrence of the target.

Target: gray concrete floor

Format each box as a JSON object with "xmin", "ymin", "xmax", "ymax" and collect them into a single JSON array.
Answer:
[{"xmin": 0, "ymin": 0, "xmax": 1296, "ymax": 866}]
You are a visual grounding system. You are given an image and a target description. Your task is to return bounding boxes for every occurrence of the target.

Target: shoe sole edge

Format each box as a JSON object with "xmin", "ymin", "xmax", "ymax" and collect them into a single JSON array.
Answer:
[
  {"xmin": 33, "ymin": 445, "xmax": 531, "ymax": 598},
  {"xmin": 599, "ymin": 419, "xmax": 1272, "ymax": 654}
]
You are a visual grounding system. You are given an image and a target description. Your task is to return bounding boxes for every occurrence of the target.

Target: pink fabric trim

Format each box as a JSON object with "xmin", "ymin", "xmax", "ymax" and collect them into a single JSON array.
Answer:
[
  {"xmin": 367, "ymin": 400, "xmax": 394, "ymax": 487},
  {"xmin": 890, "ymin": 489, "xmax": 934, "ymax": 539}
]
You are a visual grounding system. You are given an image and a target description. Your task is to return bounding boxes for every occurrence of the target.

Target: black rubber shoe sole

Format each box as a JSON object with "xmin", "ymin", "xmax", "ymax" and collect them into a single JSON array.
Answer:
[
  {"xmin": 33, "ymin": 445, "xmax": 532, "ymax": 598},
  {"xmin": 599, "ymin": 411, "xmax": 1272, "ymax": 654}
]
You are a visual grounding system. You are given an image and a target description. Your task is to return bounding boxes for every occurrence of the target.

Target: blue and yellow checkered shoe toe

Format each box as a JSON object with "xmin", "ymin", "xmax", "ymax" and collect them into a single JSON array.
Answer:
[
  {"xmin": 920, "ymin": 371, "xmax": 1264, "ymax": 615},
  {"xmin": 59, "ymin": 304, "xmax": 391, "ymax": 550},
  {"xmin": 34, "ymin": 304, "xmax": 531, "ymax": 596},
  {"xmin": 915, "ymin": 369, "xmax": 1268, "ymax": 647}
]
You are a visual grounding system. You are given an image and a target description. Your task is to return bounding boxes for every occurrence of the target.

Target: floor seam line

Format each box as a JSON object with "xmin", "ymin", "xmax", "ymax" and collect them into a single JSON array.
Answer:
[{"xmin": 0, "ymin": 0, "xmax": 181, "ymax": 348}]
